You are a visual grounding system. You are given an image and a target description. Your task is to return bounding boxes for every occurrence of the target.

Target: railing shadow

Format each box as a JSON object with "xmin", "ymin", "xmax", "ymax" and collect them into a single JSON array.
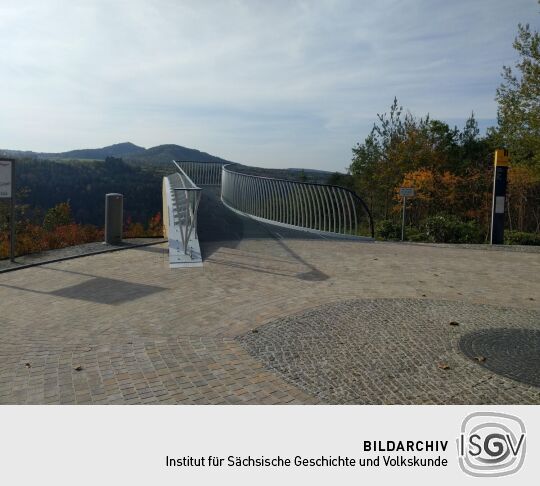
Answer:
[
  {"xmin": 0, "ymin": 266, "xmax": 167, "ymax": 305},
  {"xmin": 197, "ymin": 187, "xmax": 332, "ymax": 280}
]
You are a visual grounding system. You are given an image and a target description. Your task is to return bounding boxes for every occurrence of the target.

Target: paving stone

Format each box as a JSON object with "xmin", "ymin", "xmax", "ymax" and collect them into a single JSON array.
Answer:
[
  {"xmin": 1, "ymin": 224, "xmax": 539, "ymax": 404},
  {"xmin": 238, "ymin": 299, "xmax": 540, "ymax": 404}
]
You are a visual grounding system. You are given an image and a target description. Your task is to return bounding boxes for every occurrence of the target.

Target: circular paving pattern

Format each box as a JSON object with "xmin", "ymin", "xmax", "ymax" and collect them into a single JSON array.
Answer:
[
  {"xmin": 459, "ymin": 329, "xmax": 540, "ymax": 387},
  {"xmin": 237, "ymin": 299, "xmax": 540, "ymax": 404}
]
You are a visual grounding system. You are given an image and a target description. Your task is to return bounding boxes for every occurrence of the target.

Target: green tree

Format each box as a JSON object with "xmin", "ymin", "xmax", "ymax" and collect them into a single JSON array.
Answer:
[
  {"xmin": 43, "ymin": 202, "xmax": 72, "ymax": 231},
  {"xmin": 492, "ymin": 18, "xmax": 540, "ymax": 174},
  {"xmin": 351, "ymin": 98, "xmax": 405, "ymax": 218}
]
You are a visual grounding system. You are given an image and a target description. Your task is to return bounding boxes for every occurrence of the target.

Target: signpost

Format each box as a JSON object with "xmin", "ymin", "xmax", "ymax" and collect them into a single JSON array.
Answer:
[
  {"xmin": 490, "ymin": 149, "xmax": 509, "ymax": 245},
  {"xmin": 0, "ymin": 158, "xmax": 15, "ymax": 261},
  {"xmin": 399, "ymin": 187, "xmax": 415, "ymax": 241}
]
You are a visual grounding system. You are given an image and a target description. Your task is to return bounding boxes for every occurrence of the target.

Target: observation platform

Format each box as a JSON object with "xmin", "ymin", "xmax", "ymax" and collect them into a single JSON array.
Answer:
[{"xmin": 0, "ymin": 187, "xmax": 539, "ymax": 405}]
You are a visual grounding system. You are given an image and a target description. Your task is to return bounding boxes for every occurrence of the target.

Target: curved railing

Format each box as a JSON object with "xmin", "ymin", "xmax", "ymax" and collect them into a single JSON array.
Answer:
[
  {"xmin": 221, "ymin": 166, "xmax": 374, "ymax": 238},
  {"xmin": 173, "ymin": 160, "xmax": 223, "ymax": 186}
]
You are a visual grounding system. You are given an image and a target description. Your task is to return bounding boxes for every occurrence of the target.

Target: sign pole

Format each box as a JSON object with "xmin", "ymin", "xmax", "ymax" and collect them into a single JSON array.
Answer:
[
  {"xmin": 490, "ymin": 149, "xmax": 509, "ymax": 245},
  {"xmin": 401, "ymin": 196, "xmax": 406, "ymax": 241},
  {"xmin": 10, "ymin": 160, "xmax": 15, "ymax": 261},
  {"xmin": 399, "ymin": 187, "xmax": 415, "ymax": 242},
  {"xmin": 0, "ymin": 158, "xmax": 15, "ymax": 261}
]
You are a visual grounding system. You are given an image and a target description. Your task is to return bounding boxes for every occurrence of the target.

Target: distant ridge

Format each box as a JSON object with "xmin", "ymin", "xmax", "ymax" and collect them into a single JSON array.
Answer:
[
  {"xmin": 0, "ymin": 143, "xmax": 333, "ymax": 181},
  {"xmin": 40, "ymin": 142, "xmax": 147, "ymax": 160},
  {"xmin": 1, "ymin": 142, "xmax": 233, "ymax": 165}
]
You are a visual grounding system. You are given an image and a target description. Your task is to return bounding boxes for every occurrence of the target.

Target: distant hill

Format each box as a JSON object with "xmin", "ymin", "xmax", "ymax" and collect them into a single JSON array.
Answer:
[
  {"xmin": 41, "ymin": 142, "xmax": 147, "ymax": 160},
  {"xmin": 1, "ymin": 142, "xmax": 233, "ymax": 165},
  {"xmin": 0, "ymin": 142, "xmax": 335, "ymax": 228},
  {"xmin": 127, "ymin": 144, "xmax": 231, "ymax": 165},
  {"xmin": 1, "ymin": 143, "xmax": 335, "ymax": 181}
]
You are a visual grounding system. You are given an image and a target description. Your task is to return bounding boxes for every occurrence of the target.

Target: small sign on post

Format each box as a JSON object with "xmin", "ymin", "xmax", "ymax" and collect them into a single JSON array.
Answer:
[
  {"xmin": 399, "ymin": 187, "xmax": 415, "ymax": 241},
  {"xmin": 0, "ymin": 159, "xmax": 13, "ymax": 198},
  {"xmin": 0, "ymin": 158, "xmax": 15, "ymax": 261},
  {"xmin": 399, "ymin": 187, "xmax": 415, "ymax": 198}
]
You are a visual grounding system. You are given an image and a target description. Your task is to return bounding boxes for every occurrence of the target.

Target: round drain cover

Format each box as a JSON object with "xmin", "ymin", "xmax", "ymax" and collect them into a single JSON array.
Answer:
[{"xmin": 459, "ymin": 328, "xmax": 540, "ymax": 387}]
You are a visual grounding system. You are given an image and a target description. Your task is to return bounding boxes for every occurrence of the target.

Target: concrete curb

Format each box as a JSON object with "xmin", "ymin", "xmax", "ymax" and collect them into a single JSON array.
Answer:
[{"xmin": 0, "ymin": 239, "xmax": 167, "ymax": 274}]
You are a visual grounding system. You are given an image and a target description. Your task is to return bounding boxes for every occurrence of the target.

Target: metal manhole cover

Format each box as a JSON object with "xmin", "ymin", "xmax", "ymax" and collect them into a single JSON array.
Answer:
[{"xmin": 459, "ymin": 329, "xmax": 540, "ymax": 387}]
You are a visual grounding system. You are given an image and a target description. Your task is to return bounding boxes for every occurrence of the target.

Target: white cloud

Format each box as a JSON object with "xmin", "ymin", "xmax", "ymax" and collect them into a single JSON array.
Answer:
[{"xmin": 0, "ymin": 0, "xmax": 538, "ymax": 170}]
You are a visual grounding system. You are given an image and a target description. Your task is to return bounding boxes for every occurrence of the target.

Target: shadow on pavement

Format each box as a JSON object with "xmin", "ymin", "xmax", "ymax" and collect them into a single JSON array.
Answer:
[
  {"xmin": 197, "ymin": 187, "xmax": 360, "ymax": 258},
  {"xmin": 197, "ymin": 187, "xmax": 334, "ymax": 280},
  {"xmin": 0, "ymin": 266, "xmax": 168, "ymax": 305}
]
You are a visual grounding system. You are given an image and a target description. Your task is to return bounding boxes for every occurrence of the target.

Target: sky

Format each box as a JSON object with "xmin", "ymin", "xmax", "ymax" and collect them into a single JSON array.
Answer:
[{"xmin": 0, "ymin": 0, "xmax": 539, "ymax": 171}]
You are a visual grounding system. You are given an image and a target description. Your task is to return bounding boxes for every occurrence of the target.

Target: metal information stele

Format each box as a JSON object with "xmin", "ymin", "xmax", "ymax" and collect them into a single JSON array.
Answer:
[
  {"xmin": 399, "ymin": 187, "xmax": 415, "ymax": 241},
  {"xmin": 0, "ymin": 158, "xmax": 16, "ymax": 261},
  {"xmin": 491, "ymin": 149, "xmax": 509, "ymax": 245}
]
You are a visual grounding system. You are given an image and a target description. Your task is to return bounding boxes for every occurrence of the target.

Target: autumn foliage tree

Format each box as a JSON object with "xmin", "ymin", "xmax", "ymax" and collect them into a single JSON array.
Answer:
[
  {"xmin": 349, "ymin": 98, "xmax": 494, "ymax": 238},
  {"xmin": 0, "ymin": 199, "xmax": 163, "ymax": 259},
  {"xmin": 348, "ymin": 10, "xmax": 540, "ymax": 243},
  {"xmin": 507, "ymin": 165, "xmax": 540, "ymax": 232}
]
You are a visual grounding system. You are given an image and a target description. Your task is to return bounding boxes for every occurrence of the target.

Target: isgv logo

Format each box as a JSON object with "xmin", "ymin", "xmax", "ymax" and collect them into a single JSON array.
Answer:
[{"xmin": 457, "ymin": 412, "xmax": 526, "ymax": 477}]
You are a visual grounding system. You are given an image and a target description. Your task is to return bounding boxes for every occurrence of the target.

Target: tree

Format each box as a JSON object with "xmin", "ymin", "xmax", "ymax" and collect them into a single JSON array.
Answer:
[
  {"xmin": 351, "ymin": 98, "xmax": 407, "ymax": 218},
  {"xmin": 43, "ymin": 202, "xmax": 72, "ymax": 231},
  {"xmin": 350, "ymin": 98, "xmax": 466, "ymax": 219},
  {"xmin": 349, "ymin": 98, "xmax": 507, "ymax": 235},
  {"xmin": 458, "ymin": 113, "xmax": 493, "ymax": 173},
  {"xmin": 297, "ymin": 169, "xmax": 308, "ymax": 182},
  {"xmin": 350, "ymin": 131, "xmax": 384, "ymax": 216},
  {"xmin": 492, "ymin": 18, "xmax": 540, "ymax": 174},
  {"xmin": 507, "ymin": 165, "xmax": 540, "ymax": 232}
]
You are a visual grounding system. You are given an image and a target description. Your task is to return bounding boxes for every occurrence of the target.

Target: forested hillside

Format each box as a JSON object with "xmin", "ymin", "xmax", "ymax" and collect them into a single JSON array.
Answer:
[
  {"xmin": 0, "ymin": 156, "xmax": 167, "ymax": 258},
  {"xmin": 12, "ymin": 157, "xmax": 166, "ymax": 226}
]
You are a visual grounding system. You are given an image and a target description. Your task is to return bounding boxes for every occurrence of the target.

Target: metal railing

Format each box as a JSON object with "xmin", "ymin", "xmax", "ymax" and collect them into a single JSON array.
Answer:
[
  {"xmin": 221, "ymin": 166, "xmax": 374, "ymax": 237},
  {"xmin": 173, "ymin": 160, "xmax": 223, "ymax": 186},
  {"xmin": 169, "ymin": 161, "xmax": 202, "ymax": 254}
]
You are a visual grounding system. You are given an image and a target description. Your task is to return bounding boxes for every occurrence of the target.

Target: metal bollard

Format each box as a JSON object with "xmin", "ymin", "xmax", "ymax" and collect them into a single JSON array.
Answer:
[{"xmin": 105, "ymin": 193, "xmax": 123, "ymax": 244}]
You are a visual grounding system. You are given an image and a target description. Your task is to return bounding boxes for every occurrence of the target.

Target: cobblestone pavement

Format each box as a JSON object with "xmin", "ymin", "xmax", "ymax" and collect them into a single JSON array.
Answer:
[
  {"xmin": 1, "ymin": 223, "xmax": 539, "ymax": 404},
  {"xmin": 238, "ymin": 299, "xmax": 540, "ymax": 404},
  {"xmin": 0, "ymin": 338, "xmax": 316, "ymax": 405}
]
